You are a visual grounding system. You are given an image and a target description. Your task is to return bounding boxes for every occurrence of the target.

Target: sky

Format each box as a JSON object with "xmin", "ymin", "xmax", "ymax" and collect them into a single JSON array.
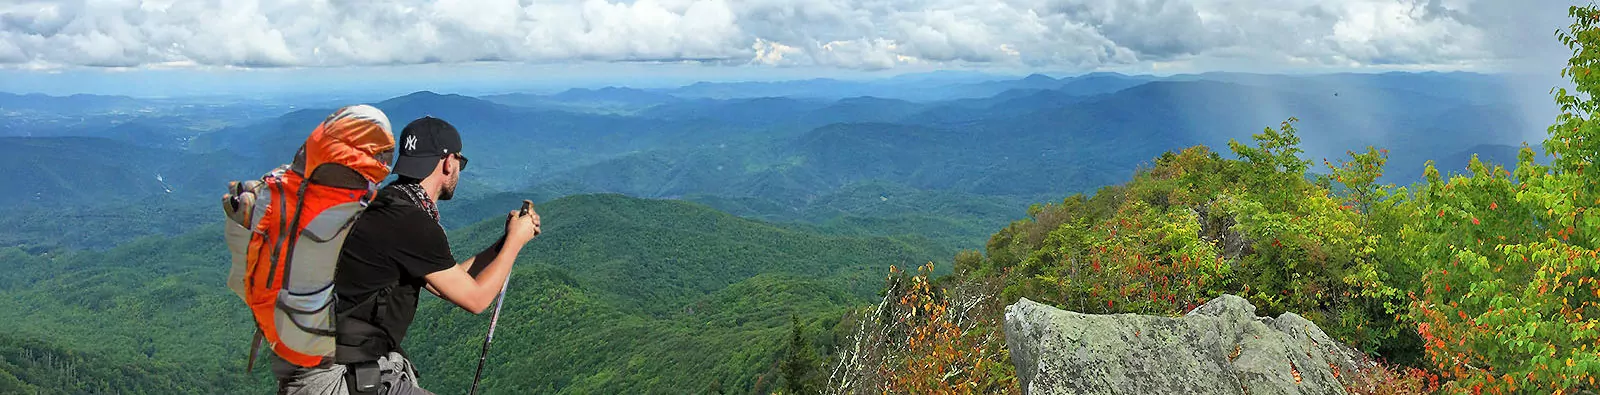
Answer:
[{"xmin": 0, "ymin": 0, "xmax": 1584, "ymax": 97}]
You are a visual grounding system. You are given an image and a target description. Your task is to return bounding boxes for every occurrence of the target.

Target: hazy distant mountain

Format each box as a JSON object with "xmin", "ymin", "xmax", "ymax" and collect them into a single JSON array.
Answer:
[
  {"xmin": 664, "ymin": 78, "xmax": 882, "ymax": 100},
  {"xmin": 786, "ymin": 122, "xmax": 973, "ymax": 187},
  {"xmin": 1057, "ymin": 73, "xmax": 1156, "ymax": 96},
  {"xmin": 0, "ymin": 137, "xmax": 170, "ymax": 205},
  {"xmin": 1166, "ymin": 71, "xmax": 1514, "ymax": 106},
  {"xmin": 194, "ymin": 91, "xmax": 782, "ymax": 190},
  {"xmin": 1046, "ymin": 79, "xmax": 1529, "ymax": 171},
  {"xmin": 798, "ymin": 96, "xmax": 925, "ymax": 125},
  {"xmin": 959, "ymin": 72, "xmax": 1154, "ymax": 97},
  {"xmin": 17, "ymin": 71, "xmax": 1536, "ymax": 212},
  {"xmin": 186, "ymin": 107, "xmax": 329, "ymax": 160},
  {"xmin": 650, "ymin": 72, "xmax": 1154, "ymax": 102},
  {"xmin": 552, "ymin": 87, "xmax": 683, "ymax": 106},
  {"xmin": 639, "ymin": 96, "xmax": 833, "ymax": 128},
  {"xmin": 885, "ymin": 70, "xmax": 1009, "ymax": 82},
  {"xmin": 98, "ymin": 119, "xmax": 193, "ymax": 150},
  {"xmin": 957, "ymin": 73, "xmax": 1067, "ymax": 92},
  {"xmin": 474, "ymin": 74, "xmax": 1534, "ymax": 206},
  {"xmin": 0, "ymin": 95, "xmax": 305, "ymax": 153},
  {"xmin": 0, "ymin": 93, "xmax": 144, "ymax": 114},
  {"xmin": 0, "ymin": 137, "xmax": 243, "ymax": 206},
  {"xmin": 378, "ymin": 90, "xmax": 519, "ymax": 122},
  {"xmin": 482, "ymin": 87, "xmax": 683, "ymax": 113},
  {"xmin": 908, "ymin": 88, "xmax": 1091, "ymax": 124}
]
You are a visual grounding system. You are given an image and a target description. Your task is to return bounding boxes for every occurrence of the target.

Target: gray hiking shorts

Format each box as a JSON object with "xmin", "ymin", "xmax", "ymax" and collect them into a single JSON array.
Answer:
[{"xmin": 270, "ymin": 352, "xmax": 433, "ymax": 395}]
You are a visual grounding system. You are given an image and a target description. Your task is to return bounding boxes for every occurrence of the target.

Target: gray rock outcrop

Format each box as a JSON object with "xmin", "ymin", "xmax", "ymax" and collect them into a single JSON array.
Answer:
[{"xmin": 1004, "ymin": 294, "xmax": 1368, "ymax": 395}]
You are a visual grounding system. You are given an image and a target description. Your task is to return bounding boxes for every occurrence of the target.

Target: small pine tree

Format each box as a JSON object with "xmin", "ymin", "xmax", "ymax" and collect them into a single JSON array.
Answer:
[{"xmin": 781, "ymin": 315, "xmax": 820, "ymax": 394}]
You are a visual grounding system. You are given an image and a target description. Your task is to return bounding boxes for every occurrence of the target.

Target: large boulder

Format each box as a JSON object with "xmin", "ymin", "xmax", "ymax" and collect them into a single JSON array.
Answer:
[{"xmin": 1003, "ymin": 294, "xmax": 1368, "ymax": 395}]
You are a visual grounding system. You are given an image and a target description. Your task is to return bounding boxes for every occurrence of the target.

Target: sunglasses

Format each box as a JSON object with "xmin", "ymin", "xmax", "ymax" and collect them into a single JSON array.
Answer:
[{"xmin": 452, "ymin": 152, "xmax": 469, "ymax": 171}]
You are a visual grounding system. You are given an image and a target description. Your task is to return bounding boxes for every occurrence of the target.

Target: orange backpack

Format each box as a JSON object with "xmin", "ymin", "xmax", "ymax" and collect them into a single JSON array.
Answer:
[{"xmin": 222, "ymin": 105, "xmax": 396, "ymax": 369}]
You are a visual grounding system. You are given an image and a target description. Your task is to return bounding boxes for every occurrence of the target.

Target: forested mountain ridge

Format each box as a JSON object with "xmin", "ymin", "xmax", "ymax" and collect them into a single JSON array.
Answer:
[
  {"xmin": 0, "ymin": 68, "xmax": 1560, "ymax": 394},
  {"xmin": 0, "ymin": 193, "xmax": 954, "ymax": 393}
]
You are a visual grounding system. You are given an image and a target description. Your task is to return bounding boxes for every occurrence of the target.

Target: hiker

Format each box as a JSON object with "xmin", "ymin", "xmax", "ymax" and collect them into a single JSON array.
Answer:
[{"xmin": 270, "ymin": 116, "xmax": 542, "ymax": 394}]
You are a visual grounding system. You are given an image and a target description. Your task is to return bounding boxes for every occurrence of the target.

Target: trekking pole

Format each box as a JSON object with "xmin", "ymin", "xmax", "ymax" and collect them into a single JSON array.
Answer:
[
  {"xmin": 470, "ymin": 201, "xmax": 532, "ymax": 395},
  {"xmin": 469, "ymin": 276, "xmax": 509, "ymax": 395}
]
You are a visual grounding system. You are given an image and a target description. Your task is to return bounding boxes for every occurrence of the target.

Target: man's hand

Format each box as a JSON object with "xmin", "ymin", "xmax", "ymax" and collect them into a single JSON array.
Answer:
[{"xmin": 506, "ymin": 200, "xmax": 540, "ymax": 246}]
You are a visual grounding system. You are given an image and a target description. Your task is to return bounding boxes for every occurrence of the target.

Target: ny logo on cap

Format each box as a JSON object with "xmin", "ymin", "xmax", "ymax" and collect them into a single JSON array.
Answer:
[{"xmin": 404, "ymin": 135, "xmax": 418, "ymax": 152}]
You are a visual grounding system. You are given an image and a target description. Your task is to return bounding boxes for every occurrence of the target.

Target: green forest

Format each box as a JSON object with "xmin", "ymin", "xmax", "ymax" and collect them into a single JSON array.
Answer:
[
  {"xmin": 0, "ymin": 193, "xmax": 972, "ymax": 394},
  {"xmin": 814, "ymin": 7, "xmax": 1600, "ymax": 395},
  {"xmin": 2, "ymin": 3, "xmax": 1598, "ymax": 395}
]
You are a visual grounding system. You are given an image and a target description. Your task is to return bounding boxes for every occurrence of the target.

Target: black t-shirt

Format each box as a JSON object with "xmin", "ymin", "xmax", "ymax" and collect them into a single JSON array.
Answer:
[{"xmin": 334, "ymin": 184, "xmax": 454, "ymax": 352}]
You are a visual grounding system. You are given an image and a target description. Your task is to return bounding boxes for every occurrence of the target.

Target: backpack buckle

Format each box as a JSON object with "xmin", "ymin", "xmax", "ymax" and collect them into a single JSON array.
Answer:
[{"xmin": 347, "ymin": 360, "xmax": 382, "ymax": 394}]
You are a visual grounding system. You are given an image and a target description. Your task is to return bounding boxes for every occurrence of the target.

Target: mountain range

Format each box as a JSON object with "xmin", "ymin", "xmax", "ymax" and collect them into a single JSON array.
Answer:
[
  {"xmin": 0, "ymin": 70, "xmax": 1557, "ymax": 393},
  {"xmin": 0, "ymin": 194, "xmax": 952, "ymax": 393}
]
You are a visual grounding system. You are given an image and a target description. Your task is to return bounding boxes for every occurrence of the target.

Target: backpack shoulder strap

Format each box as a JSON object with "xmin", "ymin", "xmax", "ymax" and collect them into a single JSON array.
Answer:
[{"xmin": 367, "ymin": 185, "xmax": 416, "ymax": 210}]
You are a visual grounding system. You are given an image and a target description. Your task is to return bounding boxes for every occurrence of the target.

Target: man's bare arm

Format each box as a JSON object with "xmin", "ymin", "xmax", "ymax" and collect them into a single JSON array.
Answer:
[
  {"xmin": 424, "ymin": 237, "xmax": 504, "ymax": 297},
  {"xmin": 423, "ymin": 239, "xmax": 523, "ymax": 314},
  {"xmin": 424, "ymin": 205, "xmax": 540, "ymax": 314}
]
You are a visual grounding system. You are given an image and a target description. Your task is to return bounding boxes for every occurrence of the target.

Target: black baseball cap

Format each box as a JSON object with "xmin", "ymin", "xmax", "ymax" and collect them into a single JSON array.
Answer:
[{"xmin": 392, "ymin": 116, "xmax": 463, "ymax": 180}]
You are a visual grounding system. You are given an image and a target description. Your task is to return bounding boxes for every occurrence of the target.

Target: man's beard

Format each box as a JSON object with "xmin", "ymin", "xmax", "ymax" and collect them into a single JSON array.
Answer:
[
  {"xmin": 439, "ymin": 180, "xmax": 456, "ymax": 201},
  {"xmin": 439, "ymin": 174, "xmax": 458, "ymax": 201}
]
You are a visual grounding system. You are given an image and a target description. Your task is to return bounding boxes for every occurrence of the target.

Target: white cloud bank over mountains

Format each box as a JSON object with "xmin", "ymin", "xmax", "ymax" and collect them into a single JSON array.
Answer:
[{"xmin": 0, "ymin": 0, "xmax": 1572, "ymax": 71}]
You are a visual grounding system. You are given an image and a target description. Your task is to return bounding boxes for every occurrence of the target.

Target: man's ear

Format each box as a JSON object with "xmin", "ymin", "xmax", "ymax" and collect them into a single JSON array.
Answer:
[{"xmin": 440, "ymin": 156, "xmax": 452, "ymax": 176}]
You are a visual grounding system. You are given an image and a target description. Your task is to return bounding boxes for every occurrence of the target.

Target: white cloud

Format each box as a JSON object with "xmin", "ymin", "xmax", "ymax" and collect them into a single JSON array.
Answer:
[
  {"xmin": 751, "ymin": 38, "xmax": 801, "ymax": 65},
  {"xmin": 815, "ymin": 38, "xmax": 906, "ymax": 70},
  {"xmin": 0, "ymin": 0, "xmax": 1566, "ymax": 71}
]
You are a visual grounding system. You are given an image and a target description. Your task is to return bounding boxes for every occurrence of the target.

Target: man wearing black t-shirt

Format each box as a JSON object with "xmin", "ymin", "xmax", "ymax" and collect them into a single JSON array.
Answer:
[{"xmin": 273, "ymin": 117, "xmax": 541, "ymax": 394}]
